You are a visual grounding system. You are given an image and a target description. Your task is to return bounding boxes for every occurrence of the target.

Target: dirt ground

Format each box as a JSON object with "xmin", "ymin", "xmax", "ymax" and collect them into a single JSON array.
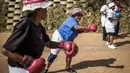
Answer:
[{"xmin": 0, "ymin": 32, "xmax": 130, "ymax": 73}]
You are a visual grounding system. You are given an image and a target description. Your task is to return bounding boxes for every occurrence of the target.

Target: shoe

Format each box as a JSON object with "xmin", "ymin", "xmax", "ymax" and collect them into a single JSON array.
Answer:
[
  {"xmin": 42, "ymin": 69, "xmax": 48, "ymax": 73},
  {"xmin": 106, "ymin": 42, "xmax": 109, "ymax": 45},
  {"xmin": 108, "ymin": 44, "xmax": 116, "ymax": 49},
  {"xmin": 66, "ymin": 67, "xmax": 77, "ymax": 73}
]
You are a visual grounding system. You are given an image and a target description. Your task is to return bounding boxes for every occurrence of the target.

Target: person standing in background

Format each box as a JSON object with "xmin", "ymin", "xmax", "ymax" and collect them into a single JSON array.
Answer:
[
  {"xmin": 114, "ymin": 0, "xmax": 121, "ymax": 37},
  {"xmin": 100, "ymin": 4, "xmax": 109, "ymax": 41},
  {"xmin": 106, "ymin": 0, "xmax": 121, "ymax": 37},
  {"xmin": 105, "ymin": 2, "xmax": 119, "ymax": 49}
]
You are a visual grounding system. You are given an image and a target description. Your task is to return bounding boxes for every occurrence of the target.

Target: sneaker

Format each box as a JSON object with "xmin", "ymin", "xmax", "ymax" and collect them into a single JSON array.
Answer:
[
  {"xmin": 42, "ymin": 69, "xmax": 48, "ymax": 73},
  {"xmin": 108, "ymin": 44, "xmax": 116, "ymax": 49},
  {"xmin": 66, "ymin": 68, "xmax": 77, "ymax": 73}
]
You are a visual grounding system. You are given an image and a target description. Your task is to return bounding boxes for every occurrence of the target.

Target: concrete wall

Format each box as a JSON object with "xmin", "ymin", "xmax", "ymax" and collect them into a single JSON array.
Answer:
[{"xmin": 5, "ymin": 0, "xmax": 86, "ymax": 30}]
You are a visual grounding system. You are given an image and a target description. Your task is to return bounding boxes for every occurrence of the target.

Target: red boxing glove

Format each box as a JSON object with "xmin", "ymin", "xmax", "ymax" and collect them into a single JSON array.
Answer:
[
  {"xmin": 20, "ymin": 55, "xmax": 46, "ymax": 73},
  {"xmin": 59, "ymin": 41, "xmax": 72, "ymax": 51},
  {"xmin": 89, "ymin": 24, "xmax": 97, "ymax": 32},
  {"xmin": 84, "ymin": 26, "xmax": 90, "ymax": 32},
  {"xmin": 59, "ymin": 41, "xmax": 78, "ymax": 57},
  {"xmin": 84, "ymin": 24, "xmax": 97, "ymax": 32},
  {"xmin": 65, "ymin": 41, "xmax": 78, "ymax": 57}
]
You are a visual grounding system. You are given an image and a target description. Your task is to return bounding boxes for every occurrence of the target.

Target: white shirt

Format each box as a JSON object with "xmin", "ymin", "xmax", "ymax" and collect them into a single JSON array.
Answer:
[
  {"xmin": 105, "ymin": 9, "xmax": 117, "ymax": 28},
  {"xmin": 100, "ymin": 5, "xmax": 109, "ymax": 17},
  {"xmin": 100, "ymin": 5, "xmax": 109, "ymax": 27}
]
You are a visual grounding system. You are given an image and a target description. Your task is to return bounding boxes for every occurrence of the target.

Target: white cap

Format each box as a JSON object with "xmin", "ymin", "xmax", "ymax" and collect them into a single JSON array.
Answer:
[
  {"xmin": 22, "ymin": 0, "xmax": 52, "ymax": 11},
  {"xmin": 108, "ymin": 2, "xmax": 115, "ymax": 8},
  {"xmin": 72, "ymin": 8, "xmax": 83, "ymax": 16}
]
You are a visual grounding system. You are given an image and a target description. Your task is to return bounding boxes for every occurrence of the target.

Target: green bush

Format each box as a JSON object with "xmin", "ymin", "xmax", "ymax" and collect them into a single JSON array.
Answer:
[
  {"xmin": 0, "ymin": 0, "xmax": 130, "ymax": 33},
  {"xmin": 41, "ymin": 5, "xmax": 68, "ymax": 31},
  {"xmin": 0, "ymin": 1, "xmax": 8, "ymax": 32},
  {"xmin": 42, "ymin": 0, "xmax": 130, "ymax": 33}
]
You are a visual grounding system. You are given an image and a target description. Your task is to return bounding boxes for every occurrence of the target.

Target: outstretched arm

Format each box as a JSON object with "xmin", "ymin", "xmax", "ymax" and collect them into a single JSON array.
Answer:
[
  {"xmin": 45, "ymin": 41, "xmax": 78, "ymax": 57},
  {"xmin": 106, "ymin": 64, "xmax": 124, "ymax": 68},
  {"xmin": 74, "ymin": 24, "xmax": 97, "ymax": 33},
  {"xmin": 74, "ymin": 25, "xmax": 86, "ymax": 33},
  {"xmin": 45, "ymin": 41, "xmax": 60, "ymax": 48}
]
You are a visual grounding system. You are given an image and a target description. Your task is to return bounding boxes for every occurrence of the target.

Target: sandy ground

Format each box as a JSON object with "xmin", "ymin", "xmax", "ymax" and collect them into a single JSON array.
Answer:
[{"xmin": 0, "ymin": 32, "xmax": 130, "ymax": 73}]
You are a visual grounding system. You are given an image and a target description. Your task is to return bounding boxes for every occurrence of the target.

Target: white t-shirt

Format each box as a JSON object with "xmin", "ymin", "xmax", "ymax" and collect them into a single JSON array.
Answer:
[
  {"xmin": 100, "ymin": 5, "xmax": 109, "ymax": 27},
  {"xmin": 105, "ymin": 9, "xmax": 117, "ymax": 33},
  {"xmin": 106, "ymin": 9, "xmax": 117, "ymax": 27}
]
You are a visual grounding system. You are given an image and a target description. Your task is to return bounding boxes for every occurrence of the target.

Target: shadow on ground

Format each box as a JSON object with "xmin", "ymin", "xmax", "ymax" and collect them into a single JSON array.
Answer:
[
  {"xmin": 115, "ymin": 40, "xmax": 130, "ymax": 47},
  {"xmin": 48, "ymin": 58, "xmax": 124, "ymax": 73},
  {"xmin": 115, "ymin": 33, "xmax": 130, "ymax": 39},
  {"xmin": 114, "ymin": 33, "xmax": 130, "ymax": 47}
]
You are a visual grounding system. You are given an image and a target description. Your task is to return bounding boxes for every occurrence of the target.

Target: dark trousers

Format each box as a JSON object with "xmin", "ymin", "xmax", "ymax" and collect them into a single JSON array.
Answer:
[
  {"xmin": 102, "ymin": 27, "xmax": 107, "ymax": 40},
  {"xmin": 115, "ymin": 21, "xmax": 120, "ymax": 36}
]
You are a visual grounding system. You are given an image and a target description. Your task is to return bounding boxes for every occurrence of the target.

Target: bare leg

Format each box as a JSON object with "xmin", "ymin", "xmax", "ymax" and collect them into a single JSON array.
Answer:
[
  {"xmin": 43, "ymin": 53, "xmax": 57, "ymax": 73},
  {"xmin": 107, "ymin": 35, "xmax": 110, "ymax": 44},
  {"xmin": 65, "ymin": 56, "xmax": 72, "ymax": 68},
  {"xmin": 108, "ymin": 34, "xmax": 116, "ymax": 49},
  {"xmin": 65, "ymin": 56, "xmax": 77, "ymax": 73},
  {"xmin": 46, "ymin": 62, "xmax": 52, "ymax": 69},
  {"xmin": 109, "ymin": 35, "xmax": 114, "ymax": 45}
]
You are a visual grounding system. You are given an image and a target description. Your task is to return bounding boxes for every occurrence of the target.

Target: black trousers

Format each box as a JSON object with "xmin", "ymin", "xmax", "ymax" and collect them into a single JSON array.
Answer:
[
  {"xmin": 102, "ymin": 27, "xmax": 107, "ymax": 40},
  {"xmin": 115, "ymin": 21, "xmax": 120, "ymax": 36}
]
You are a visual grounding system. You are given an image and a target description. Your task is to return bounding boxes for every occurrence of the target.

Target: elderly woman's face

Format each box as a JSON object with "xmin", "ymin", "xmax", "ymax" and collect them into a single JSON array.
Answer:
[
  {"xmin": 74, "ymin": 13, "xmax": 83, "ymax": 22},
  {"xmin": 38, "ymin": 8, "xmax": 47, "ymax": 19},
  {"xmin": 111, "ymin": 5, "xmax": 115, "ymax": 10}
]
